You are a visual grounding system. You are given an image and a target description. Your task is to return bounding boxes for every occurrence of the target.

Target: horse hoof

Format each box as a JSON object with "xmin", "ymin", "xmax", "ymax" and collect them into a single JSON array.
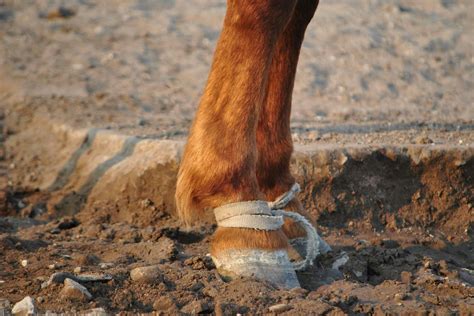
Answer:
[{"xmin": 211, "ymin": 249, "xmax": 300, "ymax": 288}]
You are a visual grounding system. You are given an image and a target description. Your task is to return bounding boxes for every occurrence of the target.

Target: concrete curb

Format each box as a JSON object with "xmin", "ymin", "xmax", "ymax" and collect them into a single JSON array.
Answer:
[{"xmin": 7, "ymin": 114, "xmax": 473, "ymax": 234}]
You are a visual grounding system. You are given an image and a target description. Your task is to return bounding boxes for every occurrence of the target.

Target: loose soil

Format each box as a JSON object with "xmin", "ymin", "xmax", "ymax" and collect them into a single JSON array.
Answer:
[{"xmin": 1, "ymin": 0, "xmax": 473, "ymax": 314}]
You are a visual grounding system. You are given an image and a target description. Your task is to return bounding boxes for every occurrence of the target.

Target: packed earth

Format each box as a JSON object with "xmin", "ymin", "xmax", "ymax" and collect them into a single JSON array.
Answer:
[{"xmin": 1, "ymin": 0, "xmax": 473, "ymax": 315}]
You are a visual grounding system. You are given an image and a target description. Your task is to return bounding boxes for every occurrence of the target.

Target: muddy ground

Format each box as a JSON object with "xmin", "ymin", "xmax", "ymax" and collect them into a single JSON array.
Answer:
[{"xmin": 1, "ymin": 0, "xmax": 474, "ymax": 315}]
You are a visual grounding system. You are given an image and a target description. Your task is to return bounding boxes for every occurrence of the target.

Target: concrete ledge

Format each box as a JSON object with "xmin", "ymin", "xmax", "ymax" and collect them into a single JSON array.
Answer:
[{"xmin": 6, "ymin": 115, "xmax": 473, "ymax": 235}]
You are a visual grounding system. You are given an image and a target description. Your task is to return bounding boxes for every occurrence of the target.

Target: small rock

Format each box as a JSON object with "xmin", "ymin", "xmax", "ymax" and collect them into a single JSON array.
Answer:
[
  {"xmin": 60, "ymin": 278, "xmax": 92, "ymax": 302},
  {"xmin": 75, "ymin": 273, "xmax": 113, "ymax": 282},
  {"xmin": 48, "ymin": 264, "xmax": 57, "ymax": 270},
  {"xmin": 57, "ymin": 217, "xmax": 79, "ymax": 230},
  {"xmin": 50, "ymin": 228, "xmax": 61, "ymax": 234},
  {"xmin": 42, "ymin": 272, "xmax": 75, "ymax": 288},
  {"xmin": 268, "ymin": 303, "xmax": 292, "ymax": 313},
  {"xmin": 82, "ymin": 308, "xmax": 107, "ymax": 316},
  {"xmin": 12, "ymin": 296, "xmax": 36, "ymax": 315},
  {"xmin": 153, "ymin": 296, "xmax": 177, "ymax": 313},
  {"xmin": 74, "ymin": 267, "xmax": 82, "ymax": 274},
  {"xmin": 130, "ymin": 265, "xmax": 163, "ymax": 284},
  {"xmin": 181, "ymin": 300, "xmax": 212, "ymax": 314},
  {"xmin": 21, "ymin": 260, "xmax": 28, "ymax": 267},
  {"xmin": 99, "ymin": 262, "xmax": 114, "ymax": 269},
  {"xmin": 400, "ymin": 271, "xmax": 412, "ymax": 284},
  {"xmin": 37, "ymin": 297, "xmax": 45, "ymax": 304}
]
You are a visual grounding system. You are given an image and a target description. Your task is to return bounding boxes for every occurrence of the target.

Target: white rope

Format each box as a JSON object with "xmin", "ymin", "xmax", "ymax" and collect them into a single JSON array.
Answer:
[
  {"xmin": 213, "ymin": 183, "xmax": 320, "ymax": 271},
  {"xmin": 271, "ymin": 209, "xmax": 319, "ymax": 270},
  {"xmin": 268, "ymin": 183, "xmax": 320, "ymax": 271},
  {"xmin": 268, "ymin": 183, "xmax": 301, "ymax": 210}
]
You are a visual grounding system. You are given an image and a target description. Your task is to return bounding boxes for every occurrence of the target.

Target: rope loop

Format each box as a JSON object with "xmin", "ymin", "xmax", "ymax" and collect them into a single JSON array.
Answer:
[{"xmin": 268, "ymin": 183, "xmax": 319, "ymax": 271}]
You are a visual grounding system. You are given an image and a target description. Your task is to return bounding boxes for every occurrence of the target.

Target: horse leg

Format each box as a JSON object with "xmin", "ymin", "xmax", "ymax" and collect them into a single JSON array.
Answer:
[
  {"xmin": 256, "ymin": 0, "xmax": 330, "ymax": 251},
  {"xmin": 175, "ymin": 0, "xmax": 298, "ymax": 286}
]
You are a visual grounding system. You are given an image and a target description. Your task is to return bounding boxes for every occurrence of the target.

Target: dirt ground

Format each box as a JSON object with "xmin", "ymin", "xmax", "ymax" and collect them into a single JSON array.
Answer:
[{"xmin": 1, "ymin": 0, "xmax": 473, "ymax": 315}]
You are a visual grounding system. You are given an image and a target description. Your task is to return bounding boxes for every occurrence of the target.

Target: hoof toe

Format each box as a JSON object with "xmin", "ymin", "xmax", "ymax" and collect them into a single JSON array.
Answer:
[{"xmin": 212, "ymin": 249, "xmax": 300, "ymax": 288}]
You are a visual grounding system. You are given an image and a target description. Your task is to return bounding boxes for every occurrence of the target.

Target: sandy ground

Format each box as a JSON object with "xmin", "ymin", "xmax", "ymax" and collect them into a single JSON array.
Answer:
[{"xmin": 1, "ymin": 0, "xmax": 473, "ymax": 314}]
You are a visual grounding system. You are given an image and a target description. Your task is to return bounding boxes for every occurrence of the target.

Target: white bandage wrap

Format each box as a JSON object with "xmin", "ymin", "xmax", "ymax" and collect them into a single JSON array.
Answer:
[
  {"xmin": 214, "ymin": 200, "xmax": 284, "ymax": 230},
  {"xmin": 213, "ymin": 183, "xmax": 325, "ymax": 271}
]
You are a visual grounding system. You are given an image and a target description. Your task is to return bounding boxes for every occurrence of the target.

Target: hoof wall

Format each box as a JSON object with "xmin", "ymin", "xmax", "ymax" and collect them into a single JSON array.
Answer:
[{"xmin": 212, "ymin": 249, "xmax": 300, "ymax": 289}]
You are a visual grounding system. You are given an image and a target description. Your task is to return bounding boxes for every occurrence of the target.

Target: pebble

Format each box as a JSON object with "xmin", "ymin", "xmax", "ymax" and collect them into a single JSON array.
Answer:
[
  {"xmin": 130, "ymin": 265, "xmax": 163, "ymax": 284},
  {"xmin": 42, "ymin": 271, "xmax": 112, "ymax": 289},
  {"xmin": 268, "ymin": 303, "xmax": 292, "ymax": 313},
  {"xmin": 41, "ymin": 272, "xmax": 75, "ymax": 288},
  {"xmin": 21, "ymin": 260, "xmax": 28, "ymax": 267},
  {"xmin": 12, "ymin": 296, "xmax": 36, "ymax": 315},
  {"xmin": 74, "ymin": 267, "xmax": 82, "ymax": 273},
  {"xmin": 180, "ymin": 300, "xmax": 212, "ymax": 314},
  {"xmin": 57, "ymin": 217, "xmax": 79, "ymax": 230},
  {"xmin": 75, "ymin": 273, "xmax": 113, "ymax": 282},
  {"xmin": 60, "ymin": 278, "xmax": 92, "ymax": 302},
  {"xmin": 49, "ymin": 228, "xmax": 61, "ymax": 234},
  {"xmin": 99, "ymin": 262, "xmax": 114, "ymax": 269},
  {"xmin": 82, "ymin": 307, "xmax": 107, "ymax": 316},
  {"xmin": 48, "ymin": 264, "xmax": 57, "ymax": 270}
]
